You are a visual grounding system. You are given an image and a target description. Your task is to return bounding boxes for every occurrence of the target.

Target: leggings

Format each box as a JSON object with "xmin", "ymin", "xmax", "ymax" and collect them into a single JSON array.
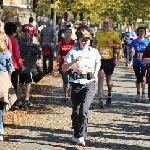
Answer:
[{"xmin": 133, "ymin": 66, "xmax": 146, "ymax": 84}]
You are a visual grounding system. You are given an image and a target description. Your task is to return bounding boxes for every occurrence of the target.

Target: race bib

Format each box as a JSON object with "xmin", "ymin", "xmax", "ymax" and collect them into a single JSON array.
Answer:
[
  {"xmin": 137, "ymin": 53, "xmax": 143, "ymax": 59},
  {"xmin": 100, "ymin": 48, "xmax": 109, "ymax": 56}
]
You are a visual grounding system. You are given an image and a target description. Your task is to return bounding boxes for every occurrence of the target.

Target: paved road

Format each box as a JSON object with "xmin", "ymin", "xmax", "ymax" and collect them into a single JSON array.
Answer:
[{"xmin": 1, "ymin": 60, "xmax": 150, "ymax": 150}]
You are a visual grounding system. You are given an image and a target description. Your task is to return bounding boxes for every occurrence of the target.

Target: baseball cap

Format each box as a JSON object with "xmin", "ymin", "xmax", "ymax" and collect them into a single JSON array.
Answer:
[{"xmin": 78, "ymin": 29, "xmax": 91, "ymax": 39}]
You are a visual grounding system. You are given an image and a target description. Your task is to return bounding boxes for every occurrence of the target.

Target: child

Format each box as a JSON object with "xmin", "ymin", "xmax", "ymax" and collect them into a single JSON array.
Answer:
[{"xmin": 16, "ymin": 32, "xmax": 40, "ymax": 107}]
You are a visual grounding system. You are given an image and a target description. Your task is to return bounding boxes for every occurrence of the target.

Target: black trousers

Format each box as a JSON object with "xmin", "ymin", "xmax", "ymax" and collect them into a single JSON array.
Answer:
[
  {"xmin": 148, "ymin": 84, "xmax": 150, "ymax": 100},
  {"xmin": 71, "ymin": 81, "xmax": 96, "ymax": 138},
  {"xmin": 11, "ymin": 69, "xmax": 20, "ymax": 94}
]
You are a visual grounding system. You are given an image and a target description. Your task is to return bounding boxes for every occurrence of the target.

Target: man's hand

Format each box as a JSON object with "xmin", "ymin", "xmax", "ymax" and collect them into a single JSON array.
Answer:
[
  {"xmin": 106, "ymin": 40, "xmax": 113, "ymax": 47},
  {"xmin": 93, "ymin": 72, "xmax": 98, "ymax": 82},
  {"xmin": 73, "ymin": 56, "xmax": 83, "ymax": 63}
]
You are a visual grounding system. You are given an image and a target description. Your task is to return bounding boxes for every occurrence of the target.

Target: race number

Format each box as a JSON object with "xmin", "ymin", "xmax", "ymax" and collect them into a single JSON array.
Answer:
[
  {"xmin": 137, "ymin": 53, "xmax": 143, "ymax": 59},
  {"xmin": 100, "ymin": 48, "xmax": 109, "ymax": 56}
]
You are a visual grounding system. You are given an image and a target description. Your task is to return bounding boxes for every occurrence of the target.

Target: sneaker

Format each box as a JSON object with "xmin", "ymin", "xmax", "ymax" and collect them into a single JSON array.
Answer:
[
  {"xmin": 106, "ymin": 96, "xmax": 111, "ymax": 106},
  {"xmin": 11, "ymin": 100, "xmax": 20, "ymax": 109},
  {"xmin": 141, "ymin": 94, "xmax": 146, "ymax": 102},
  {"xmin": 0, "ymin": 135, "xmax": 3, "ymax": 141},
  {"xmin": 99, "ymin": 100, "xmax": 104, "ymax": 108},
  {"xmin": 71, "ymin": 135, "xmax": 78, "ymax": 143},
  {"xmin": 48, "ymin": 71, "xmax": 54, "ymax": 75},
  {"xmin": 77, "ymin": 137, "xmax": 85, "ymax": 147},
  {"xmin": 135, "ymin": 94, "xmax": 140, "ymax": 102},
  {"xmin": 64, "ymin": 97, "xmax": 69, "ymax": 102},
  {"xmin": 24, "ymin": 100, "xmax": 33, "ymax": 107}
]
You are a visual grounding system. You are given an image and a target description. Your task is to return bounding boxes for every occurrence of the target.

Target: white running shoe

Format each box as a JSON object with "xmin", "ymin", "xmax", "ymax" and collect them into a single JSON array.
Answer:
[
  {"xmin": 141, "ymin": 94, "xmax": 146, "ymax": 102},
  {"xmin": 0, "ymin": 135, "xmax": 3, "ymax": 141},
  {"xmin": 77, "ymin": 137, "xmax": 85, "ymax": 146},
  {"xmin": 135, "ymin": 94, "xmax": 140, "ymax": 102}
]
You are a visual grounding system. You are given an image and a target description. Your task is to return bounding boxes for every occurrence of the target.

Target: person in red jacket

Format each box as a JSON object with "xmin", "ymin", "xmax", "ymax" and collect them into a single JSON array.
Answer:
[
  {"xmin": 4, "ymin": 22, "xmax": 23, "ymax": 95},
  {"xmin": 22, "ymin": 17, "xmax": 38, "ymax": 44},
  {"xmin": 57, "ymin": 28, "xmax": 74, "ymax": 102}
]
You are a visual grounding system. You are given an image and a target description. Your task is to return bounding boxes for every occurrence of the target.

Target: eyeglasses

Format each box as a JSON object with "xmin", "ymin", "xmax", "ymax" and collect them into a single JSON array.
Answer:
[{"xmin": 103, "ymin": 22, "xmax": 109, "ymax": 25}]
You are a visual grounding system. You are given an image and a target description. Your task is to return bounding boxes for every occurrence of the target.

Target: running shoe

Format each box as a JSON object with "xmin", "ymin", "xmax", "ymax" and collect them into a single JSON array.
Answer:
[
  {"xmin": 64, "ymin": 97, "xmax": 69, "ymax": 102},
  {"xmin": 24, "ymin": 100, "xmax": 33, "ymax": 107},
  {"xmin": 106, "ymin": 96, "xmax": 111, "ymax": 106},
  {"xmin": 99, "ymin": 99, "xmax": 104, "ymax": 108},
  {"xmin": 77, "ymin": 137, "xmax": 86, "ymax": 147},
  {"xmin": 11, "ymin": 100, "xmax": 21, "ymax": 109},
  {"xmin": 135, "ymin": 94, "xmax": 140, "ymax": 102},
  {"xmin": 141, "ymin": 94, "xmax": 146, "ymax": 102}
]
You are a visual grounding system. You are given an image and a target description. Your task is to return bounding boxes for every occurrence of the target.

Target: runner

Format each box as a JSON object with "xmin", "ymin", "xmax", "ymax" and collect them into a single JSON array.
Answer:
[
  {"xmin": 129, "ymin": 27, "xmax": 150, "ymax": 102},
  {"xmin": 57, "ymin": 28, "xmax": 74, "ymax": 102},
  {"xmin": 93, "ymin": 17, "xmax": 122, "ymax": 108},
  {"xmin": 62, "ymin": 29, "xmax": 101, "ymax": 146},
  {"xmin": 124, "ymin": 25, "xmax": 136, "ymax": 67}
]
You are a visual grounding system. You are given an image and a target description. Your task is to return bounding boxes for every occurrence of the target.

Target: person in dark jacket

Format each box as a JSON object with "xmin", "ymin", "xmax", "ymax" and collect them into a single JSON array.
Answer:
[{"xmin": 16, "ymin": 32, "xmax": 40, "ymax": 107}]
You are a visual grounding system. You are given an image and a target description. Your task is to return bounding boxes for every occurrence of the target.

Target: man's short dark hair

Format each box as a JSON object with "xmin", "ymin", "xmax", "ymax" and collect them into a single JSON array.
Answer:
[
  {"xmin": 4, "ymin": 22, "xmax": 17, "ymax": 35},
  {"xmin": 137, "ymin": 26, "xmax": 146, "ymax": 36},
  {"xmin": 29, "ymin": 17, "xmax": 34, "ymax": 23}
]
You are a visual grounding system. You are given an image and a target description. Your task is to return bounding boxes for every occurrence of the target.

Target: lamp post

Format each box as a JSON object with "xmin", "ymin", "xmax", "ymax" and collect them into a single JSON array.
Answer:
[{"xmin": 73, "ymin": 10, "xmax": 77, "ymax": 24}]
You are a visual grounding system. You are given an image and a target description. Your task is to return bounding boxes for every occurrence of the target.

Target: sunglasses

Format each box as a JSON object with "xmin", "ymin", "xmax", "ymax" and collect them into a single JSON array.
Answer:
[
  {"xmin": 103, "ymin": 22, "xmax": 109, "ymax": 25},
  {"xmin": 81, "ymin": 38, "xmax": 90, "ymax": 42}
]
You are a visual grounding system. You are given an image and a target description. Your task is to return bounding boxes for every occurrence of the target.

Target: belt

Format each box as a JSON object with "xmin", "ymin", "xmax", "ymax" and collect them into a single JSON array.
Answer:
[{"xmin": 72, "ymin": 72, "xmax": 93, "ymax": 80}]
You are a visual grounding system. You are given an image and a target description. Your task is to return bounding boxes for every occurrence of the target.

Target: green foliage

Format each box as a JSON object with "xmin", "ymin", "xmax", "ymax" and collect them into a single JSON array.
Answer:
[{"xmin": 3, "ymin": 0, "xmax": 150, "ymax": 24}]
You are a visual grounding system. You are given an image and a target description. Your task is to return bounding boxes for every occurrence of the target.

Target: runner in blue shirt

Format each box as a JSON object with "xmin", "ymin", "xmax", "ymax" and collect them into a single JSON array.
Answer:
[
  {"xmin": 129, "ymin": 26, "xmax": 150, "ymax": 102},
  {"xmin": 124, "ymin": 25, "xmax": 137, "ymax": 66}
]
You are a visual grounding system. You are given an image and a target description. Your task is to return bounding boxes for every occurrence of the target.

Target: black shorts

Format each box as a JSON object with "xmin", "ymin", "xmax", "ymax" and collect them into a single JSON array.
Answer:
[
  {"xmin": 100, "ymin": 59, "xmax": 115, "ymax": 75},
  {"xmin": 19, "ymin": 73, "xmax": 32, "ymax": 83},
  {"xmin": 133, "ymin": 66, "xmax": 146, "ymax": 84},
  {"xmin": 59, "ymin": 66, "xmax": 72, "ymax": 84}
]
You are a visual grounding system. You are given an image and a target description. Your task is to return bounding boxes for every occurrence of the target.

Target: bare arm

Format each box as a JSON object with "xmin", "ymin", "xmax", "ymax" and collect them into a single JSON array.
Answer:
[
  {"xmin": 56, "ymin": 42, "xmax": 61, "ymax": 61},
  {"xmin": 93, "ymin": 61, "xmax": 101, "ymax": 82},
  {"xmin": 95, "ymin": 61, "xmax": 101, "ymax": 74},
  {"xmin": 143, "ymin": 58, "xmax": 150, "ymax": 64},
  {"xmin": 129, "ymin": 46, "xmax": 134, "ymax": 55},
  {"xmin": 107, "ymin": 41, "xmax": 122, "ymax": 49}
]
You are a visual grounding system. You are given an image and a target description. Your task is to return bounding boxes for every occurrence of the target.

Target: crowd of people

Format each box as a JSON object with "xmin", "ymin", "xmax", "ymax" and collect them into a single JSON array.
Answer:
[{"xmin": 0, "ymin": 14, "xmax": 150, "ymax": 147}]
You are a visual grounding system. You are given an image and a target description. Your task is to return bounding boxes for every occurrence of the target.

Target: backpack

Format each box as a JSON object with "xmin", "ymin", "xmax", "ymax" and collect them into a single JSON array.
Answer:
[{"xmin": 42, "ymin": 46, "xmax": 50, "ymax": 56}]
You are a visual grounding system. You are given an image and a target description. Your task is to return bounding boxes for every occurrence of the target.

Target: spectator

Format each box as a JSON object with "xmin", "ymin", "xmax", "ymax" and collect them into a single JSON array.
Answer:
[
  {"xmin": 22, "ymin": 17, "xmax": 38, "ymax": 44},
  {"xmin": 16, "ymin": 32, "xmax": 40, "ymax": 107},
  {"xmin": 4, "ymin": 22, "xmax": 23, "ymax": 95},
  {"xmin": 40, "ymin": 19, "xmax": 57, "ymax": 75}
]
